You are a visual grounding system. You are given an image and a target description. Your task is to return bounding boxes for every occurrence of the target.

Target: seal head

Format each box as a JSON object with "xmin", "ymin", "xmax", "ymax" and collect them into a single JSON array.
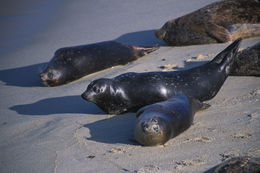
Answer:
[
  {"xmin": 81, "ymin": 78, "xmax": 111, "ymax": 101},
  {"xmin": 135, "ymin": 111, "xmax": 172, "ymax": 146},
  {"xmin": 40, "ymin": 67, "xmax": 65, "ymax": 87},
  {"xmin": 81, "ymin": 78, "xmax": 130, "ymax": 114}
]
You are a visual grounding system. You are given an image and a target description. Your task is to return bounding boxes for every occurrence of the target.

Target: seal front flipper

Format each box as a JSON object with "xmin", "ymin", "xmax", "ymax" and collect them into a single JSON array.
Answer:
[
  {"xmin": 205, "ymin": 22, "xmax": 231, "ymax": 43},
  {"xmin": 191, "ymin": 98, "xmax": 210, "ymax": 112}
]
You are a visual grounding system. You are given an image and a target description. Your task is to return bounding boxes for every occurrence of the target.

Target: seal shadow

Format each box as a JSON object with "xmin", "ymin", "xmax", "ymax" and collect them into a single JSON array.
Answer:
[
  {"xmin": 115, "ymin": 29, "xmax": 166, "ymax": 46},
  {"xmin": 181, "ymin": 60, "xmax": 208, "ymax": 70},
  {"xmin": 84, "ymin": 113, "xmax": 136, "ymax": 145},
  {"xmin": 10, "ymin": 95, "xmax": 104, "ymax": 116},
  {"xmin": 0, "ymin": 62, "xmax": 46, "ymax": 87}
]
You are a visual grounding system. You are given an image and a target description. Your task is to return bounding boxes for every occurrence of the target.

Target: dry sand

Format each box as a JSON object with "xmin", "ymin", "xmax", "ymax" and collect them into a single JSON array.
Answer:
[{"xmin": 0, "ymin": 0, "xmax": 259, "ymax": 173}]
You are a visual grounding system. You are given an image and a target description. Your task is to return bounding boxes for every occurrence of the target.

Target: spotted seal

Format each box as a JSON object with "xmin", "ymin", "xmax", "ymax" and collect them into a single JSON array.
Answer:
[
  {"xmin": 40, "ymin": 41, "xmax": 159, "ymax": 86},
  {"xmin": 134, "ymin": 94, "xmax": 208, "ymax": 146},
  {"xmin": 81, "ymin": 39, "xmax": 241, "ymax": 114},
  {"xmin": 155, "ymin": 0, "xmax": 260, "ymax": 46},
  {"xmin": 231, "ymin": 41, "xmax": 260, "ymax": 76}
]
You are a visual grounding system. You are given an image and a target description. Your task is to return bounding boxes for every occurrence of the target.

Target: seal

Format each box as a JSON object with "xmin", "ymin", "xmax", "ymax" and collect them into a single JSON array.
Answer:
[
  {"xmin": 155, "ymin": 0, "xmax": 260, "ymax": 46},
  {"xmin": 81, "ymin": 38, "xmax": 241, "ymax": 114},
  {"xmin": 40, "ymin": 41, "xmax": 159, "ymax": 86},
  {"xmin": 134, "ymin": 94, "xmax": 208, "ymax": 146},
  {"xmin": 230, "ymin": 41, "xmax": 260, "ymax": 76},
  {"xmin": 213, "ymin": 156, "xmax": 260, "ymax": 173}
]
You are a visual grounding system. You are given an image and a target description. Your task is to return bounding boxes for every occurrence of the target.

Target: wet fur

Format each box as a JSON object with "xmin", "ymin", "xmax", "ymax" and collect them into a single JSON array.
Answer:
[
  {"xmin": 82, "ymin": 39, "xmax": 241, "ymax": 114},
  {"xmin": 155, "ymin": 0, "xmax": 260, "ymax": 46},
  {"xmin": 40, "ymin": 41, "xmax": 159, "ymax": 86},
  {"xmin": 134, "ymin": 94, "xmax": 204, "ymax": 146}
]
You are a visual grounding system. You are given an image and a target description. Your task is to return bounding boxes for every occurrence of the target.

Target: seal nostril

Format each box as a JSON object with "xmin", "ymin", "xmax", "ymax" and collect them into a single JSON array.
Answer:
[
  {"xmin": 81, "ymin": 93, "xmax": 87, "ymax": 100},
  {"xmin": 153, "ymin": 125, "xmax": 159, "ymax": 133},
  {"xmin": 40, "ymin": 73, "xmax": 47, "ymax": 81}
]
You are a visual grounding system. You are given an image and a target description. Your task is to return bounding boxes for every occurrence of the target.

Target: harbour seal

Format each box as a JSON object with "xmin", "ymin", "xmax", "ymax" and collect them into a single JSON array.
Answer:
[
  {"xmin": 213, "ymin": 156, "xmax": 260, "ymax": 173},
  {"xmin": 230, "ymin": 41, "xmax": 260, "ymax": 76},
  {"xmin": 155, "ymin": 0, "xmax": 260, "ymax": 46},
  {"xmin": 134, "ymin": 94, "xmax": 208, "ymax": 146},
  {"xmin": 40, "ymin": 41, "xmax": 159, "ymax": 87},
  {"xmin": 81, "ymin": 38, "xmax": 241, "ymax": 114}
]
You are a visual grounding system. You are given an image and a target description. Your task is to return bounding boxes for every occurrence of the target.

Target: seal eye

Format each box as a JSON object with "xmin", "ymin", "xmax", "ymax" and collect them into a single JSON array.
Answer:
[
  {"xmin": 48, "ymin": 73, "xmax": 53, "ymax": 79},
  {"xmin": 151, "ymin": 118, "xmax": 158, "ymax": 123},
  {"xmin": 93, "ymin": 86, "xmax": 102, "ymax": 94}
]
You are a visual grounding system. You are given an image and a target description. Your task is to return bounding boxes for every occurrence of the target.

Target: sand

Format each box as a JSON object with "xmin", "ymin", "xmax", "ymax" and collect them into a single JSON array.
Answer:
[{"xmin": 0, "ymin": 0, "xmax": 259, "ymax": 173}]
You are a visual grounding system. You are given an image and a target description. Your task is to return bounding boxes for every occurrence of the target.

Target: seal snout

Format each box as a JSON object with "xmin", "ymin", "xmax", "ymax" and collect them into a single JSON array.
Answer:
[
  {"xmin": 81, "ymin": 91, "xmax": 93, "ymax": 102},
  {"xmin": 141, "ymin": 118, "xmax": 160, "ymax": 134},
  {"xmin": 155, "ymin": 28, "xmax": 166, "ymax": 40},
  {"xmin": 40, "ymin": 72, "xmax": 48, "ymax": 81},
  {"xmin": 40, "ymin": 72, "xmax": 50, "ymax": 86},
  {"xmin": 81, "ymin": 92, "xmax": 89, "ymax": 100}
]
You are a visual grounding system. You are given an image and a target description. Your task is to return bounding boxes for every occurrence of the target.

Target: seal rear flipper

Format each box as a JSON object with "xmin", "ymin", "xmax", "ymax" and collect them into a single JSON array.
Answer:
[
  {"xmin": 211, "ymin": 38, "xmax": 242, "ymax": 64},
  {"xmin": 130, "ymin": 45, "xmax": 160, "ymax": 57},
  {"xmin": 192, "ymin": 98, "xmax": 210, "ymax": 112},
  {"xmin": 205, "ymin": 22, "xmax": 231, "ymax": 43}
]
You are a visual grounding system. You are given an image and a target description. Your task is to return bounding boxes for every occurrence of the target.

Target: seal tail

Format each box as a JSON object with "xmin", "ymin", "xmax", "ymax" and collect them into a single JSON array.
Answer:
[{"xmin": 210, "ymin": 38, "xmax": 242, "ymax": 75}]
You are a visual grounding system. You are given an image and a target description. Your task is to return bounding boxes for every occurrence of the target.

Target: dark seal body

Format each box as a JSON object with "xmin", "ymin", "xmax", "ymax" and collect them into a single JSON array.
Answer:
[
  {"xmin": 230, "ymin": 41, "xmax": 260, "ymax": 76},
  {"xmin": 134, "ymin": 94, "xmax": 205, "ymax": 146},
  {"xmin": 40, "ymin": 41, "xmax": 159, "ymax": 86},
  {"xmin": 155, "ymin": 0, "xmax": 260, "ymax": 46},
  {"xmin": 213, "ymin": 156, "xmax": 260, "ymax": 173},
  {"xmin": 81, "ymin": 39, "xmax": 241, "ymax": 114}
]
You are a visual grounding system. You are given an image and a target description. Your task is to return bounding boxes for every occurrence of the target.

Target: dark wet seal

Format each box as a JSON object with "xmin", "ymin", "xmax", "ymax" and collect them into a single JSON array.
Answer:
[
  {"xmin": 81, "ymin": 39, "xmax": 241, "ymax": 114},
  {"xmin": 40, "ymin": 41, "xmax": 159, "ymax": 87},
  {"xmin": 134, "ymin": 94, "xmax": 209, "ymax": 146},
  {"xmin": 155, "ymin": 0, "xmax": 260, "ymax": 46}
]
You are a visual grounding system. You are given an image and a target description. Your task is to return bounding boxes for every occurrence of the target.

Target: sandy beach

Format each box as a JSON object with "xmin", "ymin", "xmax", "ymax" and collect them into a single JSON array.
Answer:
[{"xmin": 0, "ymin": 0, "xmax": 259, "ymax": 173}]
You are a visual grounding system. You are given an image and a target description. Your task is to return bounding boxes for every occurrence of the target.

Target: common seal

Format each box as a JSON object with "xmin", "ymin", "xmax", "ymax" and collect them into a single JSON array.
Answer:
[
  {"xmin": 213, "ymin": 156, "xmax": 260, "ymax": 173},
  {"xmin": 81, "ymin": 38, "xmax": 241, "ymax": 114},
  {"xmin": 230, "ymin": 41, "xmax": 260, "ymax": 76},
  {"xmin": 40, "ymin": 41, "xmax": 159, "ymax": 87},
  {"xmin": 155, "ymin": 0, "xmax": 260, "ymax": 46},
  {"xmin": 134, "ymin": 94, "xmax": 208, "ymax": 146}
]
